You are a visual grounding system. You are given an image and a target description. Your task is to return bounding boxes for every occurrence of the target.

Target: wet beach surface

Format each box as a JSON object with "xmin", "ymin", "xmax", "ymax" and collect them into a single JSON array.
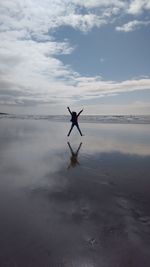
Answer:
[{"xmin": 0, "ymin": 119, "xmax": 150, "ymax": 266}]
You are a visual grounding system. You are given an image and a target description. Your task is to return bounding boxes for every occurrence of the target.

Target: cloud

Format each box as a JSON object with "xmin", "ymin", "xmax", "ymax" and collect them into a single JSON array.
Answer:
[
  {"xmin": 74, "ymin": 77, "xmax": 150, "ymax": 99},
  {"xmin": 116, "ymin": 20, "xmax": 150, "ymax": 32},
  {"xmin": 128, "ymin": 0, "xmax": 150, "ymax": 15},
  {"xmin": 72, "ymin": 0, "xmax": 126, "ymax": 9},
  {"xmin": 0, "ymin": 0, "xmax": 108, "ymax": 108},
  {"xmin": 57, "ymin": 14, "xmax": 106, "ymax": 32},
  {"xmin": 84, "ymin": 101, "xmax": 150, "ymax": 116},
  {"xmin": 0, "ymin": 0, "xmax": 109, "ymax": 35},
  {"xmin": 0, "ymin": 0, "xmax": 150, "ymax": 111}
]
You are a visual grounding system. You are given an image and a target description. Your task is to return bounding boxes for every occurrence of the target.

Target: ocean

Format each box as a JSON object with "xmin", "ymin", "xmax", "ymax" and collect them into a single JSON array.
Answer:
[{"xmin": 1, "ymin": 113, "xmax": 150, "ymax": 124}]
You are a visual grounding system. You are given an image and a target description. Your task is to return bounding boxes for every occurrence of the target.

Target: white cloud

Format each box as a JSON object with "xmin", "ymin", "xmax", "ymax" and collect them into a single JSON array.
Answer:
[
  {"xmin": 74, "ymin": 77, "xmax": 150, "ymax": 99},
  {"xmin": 58, "ymin": 14, "xmax": 106, "ymax": 32},
  {"xmin": 0, "ymin": 0, "xmax": 150, "ymax": 113},
  {"xmin": 0, "ymin": 0, "xmax": 109, "ymax": 35},
  {"xmin": 84, "ymin": 102, "xmax": 150, "ymax": 116},
  {"xmin": 0, "ymin": 0, "xmax": 110, "ymax": 109},
  {"xmin": 128, "ymin": 0, "xmax": 150, "ymax": 15},
  {"xmin": 116, "ymin": 20, "xmax": 150, "ymax": 32},
  {"xmin": 72, "ymin": 0, "xmax": 125, "ymax": 9}
]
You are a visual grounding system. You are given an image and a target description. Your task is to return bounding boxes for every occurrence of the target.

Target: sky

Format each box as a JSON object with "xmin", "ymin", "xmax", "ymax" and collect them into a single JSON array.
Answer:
[{"xmin": 0, "ymin": 0, "xmax": 150, "ymax": 115}]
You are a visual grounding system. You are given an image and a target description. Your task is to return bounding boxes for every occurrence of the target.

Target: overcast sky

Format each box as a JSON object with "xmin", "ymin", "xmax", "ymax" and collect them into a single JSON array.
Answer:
[{"xmin": 0, "ymin": 0, "xmax": 150, "ymax": 115}]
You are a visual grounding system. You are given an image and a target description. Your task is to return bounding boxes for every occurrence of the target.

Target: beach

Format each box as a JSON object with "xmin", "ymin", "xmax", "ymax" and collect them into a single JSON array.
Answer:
[{"xmin": 0, "ymin": 118, "xmax": 150, "ymax": 267}]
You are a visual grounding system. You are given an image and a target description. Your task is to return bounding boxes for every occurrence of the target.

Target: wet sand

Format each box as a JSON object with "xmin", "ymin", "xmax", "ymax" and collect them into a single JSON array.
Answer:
[{"xmin": 0, "ymin": 118, "xmax": 150, "ymax": 267}]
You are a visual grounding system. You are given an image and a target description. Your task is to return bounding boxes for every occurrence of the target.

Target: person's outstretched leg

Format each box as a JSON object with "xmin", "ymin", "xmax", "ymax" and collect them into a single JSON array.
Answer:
[
  {"xmin": 67, "ymin": 124, "xmax": 74, "ymax": 136},
  {"xmin": 76, "ymin": 124, "xmax": 83, "ymax": 136}
]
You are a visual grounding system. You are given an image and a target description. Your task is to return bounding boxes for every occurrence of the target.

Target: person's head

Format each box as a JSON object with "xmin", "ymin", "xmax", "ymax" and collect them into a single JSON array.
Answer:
[{"xmin": 72, "ymin": 111, "xmax": 77, "ymax": 116}]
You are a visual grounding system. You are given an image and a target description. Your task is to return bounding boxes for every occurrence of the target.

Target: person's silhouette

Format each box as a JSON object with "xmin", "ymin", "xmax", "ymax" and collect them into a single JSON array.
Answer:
[
  {"xmin": 67, "ymin": 142, "xmax": 82, "ymax": 169},
  {"xmin": 67, "ymin": 107, "xmax": 83, "ymax": 136}
]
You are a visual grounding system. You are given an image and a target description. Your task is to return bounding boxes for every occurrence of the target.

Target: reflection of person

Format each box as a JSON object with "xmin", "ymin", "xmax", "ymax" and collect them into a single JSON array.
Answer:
[
  {"xmin": 67, "ymin": 142, "xmax": 82, "ymax": 169},
  {"xmin": 67, "ymin": 107, "xmax": 83, "ymax": 136}
]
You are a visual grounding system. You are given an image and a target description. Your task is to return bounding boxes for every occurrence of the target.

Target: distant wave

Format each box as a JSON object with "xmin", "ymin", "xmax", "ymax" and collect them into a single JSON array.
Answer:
[{"xmin": 1, "ymin": 114, "xmax": 150, "ymax": 124}]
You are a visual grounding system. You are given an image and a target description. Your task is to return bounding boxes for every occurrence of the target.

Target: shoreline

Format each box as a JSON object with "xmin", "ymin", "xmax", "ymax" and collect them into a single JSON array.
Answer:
[{"xmin": 1, "ymin": 114, "xmax": 150, "ymax": 124}]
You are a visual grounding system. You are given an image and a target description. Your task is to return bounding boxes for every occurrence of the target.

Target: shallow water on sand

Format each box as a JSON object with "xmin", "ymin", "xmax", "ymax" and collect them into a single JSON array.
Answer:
[{"xmin": 0, "ymin": 119, "xmax": 150, "ymax": 267}]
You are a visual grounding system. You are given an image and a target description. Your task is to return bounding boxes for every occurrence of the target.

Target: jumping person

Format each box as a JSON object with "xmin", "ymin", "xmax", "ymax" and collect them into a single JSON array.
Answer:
[{"xmin": 67, "ymin": 107, "xmax": 83, "ymax": 136}]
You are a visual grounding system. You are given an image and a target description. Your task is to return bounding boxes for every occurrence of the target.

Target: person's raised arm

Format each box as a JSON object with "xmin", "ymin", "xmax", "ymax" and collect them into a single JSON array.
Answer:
[
  {"xmin": 67, "ymin": 107, "xmax": 72, "ymax": 115},
  {"xmin": 77, "ymin": 108, "xmax": 83, "ymax": 117}
]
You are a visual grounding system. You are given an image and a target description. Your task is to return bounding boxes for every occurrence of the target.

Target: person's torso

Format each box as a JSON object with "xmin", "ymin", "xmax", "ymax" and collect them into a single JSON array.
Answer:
[{"xmin": 71, "ymin": 112, "xmax": 78, "ymax": 123}]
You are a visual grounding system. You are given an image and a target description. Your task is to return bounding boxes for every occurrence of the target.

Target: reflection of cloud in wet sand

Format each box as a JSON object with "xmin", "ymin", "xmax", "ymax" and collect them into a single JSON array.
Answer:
[
  {"xmin": 87, "ymin": 137, "xmax": 150, "ymax": 156},
  {"xmin": 1, "ymin": 120, "xmax": 150, "ymax": 266},
  {"xmin": 85, "ymin": 124, "xmax": 150, "ymax": 156},
  {"xmin": 31, "ymin": 150, "xmax": 150, "ymax": 267}
]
